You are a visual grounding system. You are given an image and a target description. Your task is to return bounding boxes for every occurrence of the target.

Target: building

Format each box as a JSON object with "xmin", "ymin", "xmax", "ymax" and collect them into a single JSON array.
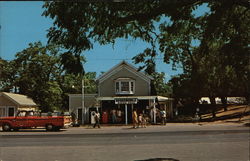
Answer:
[
  {"xmin": 0, "ymin": 92, "xmax": 38, "ymax": 117},
  {"xmin": 69, "ymin": 61, "xmax": 173, "ymax": 124}
]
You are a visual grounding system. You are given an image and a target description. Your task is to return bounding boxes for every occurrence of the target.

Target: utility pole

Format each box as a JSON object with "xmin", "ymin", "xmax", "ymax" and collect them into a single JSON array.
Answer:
[{"xmin": 82, "ymin": 78, "xmax": 85, "ymax": 125}]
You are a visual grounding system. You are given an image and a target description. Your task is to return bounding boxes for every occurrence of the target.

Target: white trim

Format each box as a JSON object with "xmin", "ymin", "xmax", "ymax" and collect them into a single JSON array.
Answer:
[
  {"xmin": 97, "ymin": 96, "xmax": 173, "ymax": 101},
  {"xmin": 97, "ymin": 61, "xmax": 153, "ymax": 84},
  {"xmin": 124, "ymin": 66, "xmax": 151, "ymax": 83},
  {"xmin": 97, "ymin": 61, "xmax": 125, "ymax": 80},
  {"xmin": 68, "ymin": 94, "xmax": 97, "ymax": 98},
  {"xmin": 98, "ymin": 84, "xmax": 101, "ymax": 97},
  {"xmin": 115, "ymin": 78, "xmax": 135, "ymax": 95}
]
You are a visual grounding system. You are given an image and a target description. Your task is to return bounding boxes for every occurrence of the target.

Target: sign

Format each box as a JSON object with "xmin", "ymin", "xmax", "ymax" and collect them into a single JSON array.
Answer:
[{"xmin": 114, "ymin": 98, "xmax": 138, "ymax": 104}]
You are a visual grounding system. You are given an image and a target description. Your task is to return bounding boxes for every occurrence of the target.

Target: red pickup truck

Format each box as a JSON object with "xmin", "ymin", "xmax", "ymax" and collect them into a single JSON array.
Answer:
[{"xmin": 0, "ymin": 111, "xmax": 72, "ymax": 132}]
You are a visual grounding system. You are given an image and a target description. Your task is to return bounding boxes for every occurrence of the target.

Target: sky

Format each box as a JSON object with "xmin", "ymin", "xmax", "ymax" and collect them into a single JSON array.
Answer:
[{"xmin": 0, "ymin": 2, "xmax": 208, "ymax": 81}]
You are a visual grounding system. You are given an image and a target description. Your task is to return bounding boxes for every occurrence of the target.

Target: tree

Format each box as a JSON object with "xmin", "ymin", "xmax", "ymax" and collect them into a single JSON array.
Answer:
[
  {"xmin": 0, "ymin": 42, "xmax": 98, "ymax": 112},
  {"xmin": 1, "ymin": 42, "xmax": 88, "ymax": 112},
  {"xmin": 42, "ymin": 1, "xmax": 250, "ymax": 108},
  {"xmin": 151, "ymin": 72, "xmax": 172, "ymax": 96},
  {"xmin": 12, "ymin": 42, "xmax": 64, "ymax": 111}
]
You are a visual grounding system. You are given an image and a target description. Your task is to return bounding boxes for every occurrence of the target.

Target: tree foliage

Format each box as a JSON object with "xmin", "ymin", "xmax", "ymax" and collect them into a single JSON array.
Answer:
[
  {"xmin": 42, "ymin": 0, "xmax": 250, "ymax": 106},
  {"xmin": 0, "ymin": 42, "xmax": 97, "ymax": 112},
  {"xmin": 151, "ymin": 72, "xmax": 172, "ymax": 96}
]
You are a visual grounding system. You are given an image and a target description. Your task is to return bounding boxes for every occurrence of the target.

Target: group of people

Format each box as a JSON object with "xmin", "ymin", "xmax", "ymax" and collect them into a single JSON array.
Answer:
[
  {"xmin": 132, "ymin": 109, "xmax": 147, "ymax": 128},
  {"xmin": 111, "ymin": 109, "xmax": 123, "ymax": 124},
  {"xmin": 91, "ymin": 108, "xmax": 167, "ymax": 128}
]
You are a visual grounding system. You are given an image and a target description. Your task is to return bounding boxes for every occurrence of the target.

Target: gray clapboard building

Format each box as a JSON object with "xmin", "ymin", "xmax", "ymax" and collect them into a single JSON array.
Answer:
[{"xmin": 69, "ymin": 61, "xmax": 173, "ymax": 124}]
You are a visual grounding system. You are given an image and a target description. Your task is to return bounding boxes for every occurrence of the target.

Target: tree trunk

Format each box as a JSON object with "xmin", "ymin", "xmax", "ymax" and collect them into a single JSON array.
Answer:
[
  {"xmin": 209, "ymin": 96, "xmax": 216, "ymax": 118},
  {"xmin": 221, "ymin": 96, "xmax": 228, "ymax": 111}
]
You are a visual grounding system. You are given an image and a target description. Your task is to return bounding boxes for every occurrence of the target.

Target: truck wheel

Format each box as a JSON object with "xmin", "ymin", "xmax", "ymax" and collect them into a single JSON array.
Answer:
[
  {"xmin": 13, "ymin": 128, "xmax": 19, "ymax": 131},
  {"xmin": 46, "ymin": 124, "xmax": 54, "ymax": 131},
  {"xmin": 2, "ymin": 124, "xmax": 11, "ymax": 132},
  {"xmin": 54, "ymin": 126, "xmax": 61, "ymax": 131}
]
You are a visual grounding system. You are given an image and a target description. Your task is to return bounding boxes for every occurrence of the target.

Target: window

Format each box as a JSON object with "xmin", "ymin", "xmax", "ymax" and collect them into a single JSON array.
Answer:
[
  {"xmin": 8, "ymin": 107, "xmax": 15, "ymax": 117},
  {"xmin": 121, "ymin": 82, "xmax": 129, "ymax": 92},
  {"xmin": 116, "ymin": 82, "xmax": 119, "ymax": 93},
  {"xmin": 115, "ymin": 78, "xmax": 135, "ymax": 95},
  {"xmin": 0, "ymin": 107, "xmax": 6, "ymax": 117}
]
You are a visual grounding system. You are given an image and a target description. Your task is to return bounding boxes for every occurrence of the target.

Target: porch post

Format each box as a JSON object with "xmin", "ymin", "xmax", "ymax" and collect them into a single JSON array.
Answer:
[
  {"xmin": 81, "ymin": 79, "xmax": 85, "ymax": 125},
  {"xmin": 153, "ymin": 99, "xmax": 156, "ymax": 124},
  {"xmin": 125, "ymin": 104, "xmax": 128, "ymax": 125}
]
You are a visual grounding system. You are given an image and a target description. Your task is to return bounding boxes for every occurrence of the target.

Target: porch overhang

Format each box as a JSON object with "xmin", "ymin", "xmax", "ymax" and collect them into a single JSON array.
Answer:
[{"xmin": 97, "ymin": 96, "xmax": 173, "ymax": 102}]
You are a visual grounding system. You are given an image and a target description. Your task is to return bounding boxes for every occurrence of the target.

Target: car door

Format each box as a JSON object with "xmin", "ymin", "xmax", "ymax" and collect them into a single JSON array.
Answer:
[{"xmin": 13, "ymin": 111, "xmax": 28, "ymax": 127}]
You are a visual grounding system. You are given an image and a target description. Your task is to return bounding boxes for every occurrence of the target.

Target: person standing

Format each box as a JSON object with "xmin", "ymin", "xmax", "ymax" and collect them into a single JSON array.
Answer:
[
  {"xmin": 161, "ymin": 109, "xmax": 167, "ymax": 125},
  {"xmin": 93, "ymin": 111, "xmax": 101, "ymax": 128},
  {"xmin": 117, "ymin": 109, "xmax": 122, "ymax": 123},
  {"xmin": 132, "ymin": 109, "xmax": 138, "ymax": 128},
  {"xmin": 111, "ymin": 109, "xmax": 117, "ymax": 124}
]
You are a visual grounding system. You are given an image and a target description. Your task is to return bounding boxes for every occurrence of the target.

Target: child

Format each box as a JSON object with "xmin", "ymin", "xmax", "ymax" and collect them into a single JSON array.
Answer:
[
  {"xmin": 138, "ymin": 114, "xmax": 143, "ymax": 128},
  {"xmin": 141, "ymin": 114, "xmax": 147, "ymax": 128}
]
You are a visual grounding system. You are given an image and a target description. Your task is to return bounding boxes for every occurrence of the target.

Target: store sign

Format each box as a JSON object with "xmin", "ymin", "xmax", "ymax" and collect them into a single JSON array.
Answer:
[{"xmin": 114, "ymin": 98, "xmax": 138, "ymax": 104}]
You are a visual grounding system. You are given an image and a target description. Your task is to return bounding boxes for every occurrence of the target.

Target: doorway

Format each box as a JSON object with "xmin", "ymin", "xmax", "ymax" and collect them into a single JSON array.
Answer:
[
  {"xmin": 120, "ymin": 104, "xmax": 133, "ymax": 124},
  {"xmin": 77, "ymin": 108, "xmax": 82, "ymax": 124},
  {"xmin": 8, "ymin": 107, "xmax": 15, "ymax": 117}
]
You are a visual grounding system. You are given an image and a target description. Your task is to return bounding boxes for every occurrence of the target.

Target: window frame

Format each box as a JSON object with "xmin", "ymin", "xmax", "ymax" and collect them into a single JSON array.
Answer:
[{"xmin": 115, "ymin": 78, "xmax": 135, "ymax": 95}]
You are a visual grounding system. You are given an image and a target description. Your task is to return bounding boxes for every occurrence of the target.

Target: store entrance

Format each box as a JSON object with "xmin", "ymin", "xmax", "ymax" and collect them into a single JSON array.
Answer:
[{"xmin": 119, "ymin": 104, "xmax": 133, "ymax": 124}]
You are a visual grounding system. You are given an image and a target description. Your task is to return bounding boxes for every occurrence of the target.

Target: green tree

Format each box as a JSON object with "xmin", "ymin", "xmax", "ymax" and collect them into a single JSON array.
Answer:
[
  {"xmin": 1, "ymin": 42, "xmax": 88, "ymax": 112},
  {"xmin": 151, "ymin": 72, "xmax": 172, "ymax": 96},
  {"xmin": 12, "ymin": 42, "xmax": 64, "ymax": 111},
  {"xmin": 42, "ymin": 1, "xmax": 250, "ymax": 108}
]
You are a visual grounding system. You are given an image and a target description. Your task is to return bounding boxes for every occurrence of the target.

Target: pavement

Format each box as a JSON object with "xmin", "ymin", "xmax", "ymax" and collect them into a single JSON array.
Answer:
[
  {"xmin": 1, "ymin": 122, "xmax": 249, "ymax": 161},
  {"xmin": 1, "ymin": 122, "xmax": 249, "ymax": 136}
]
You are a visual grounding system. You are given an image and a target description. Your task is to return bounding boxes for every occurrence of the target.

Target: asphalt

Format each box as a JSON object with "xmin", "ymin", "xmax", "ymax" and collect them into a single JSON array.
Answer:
[
  {"xmin": 0, "ymin": 122, "xmax": 249, "ymax": 136},
  {"xmin": 1, "ymin": 123, "xmax": 249, "ymax": 161}
]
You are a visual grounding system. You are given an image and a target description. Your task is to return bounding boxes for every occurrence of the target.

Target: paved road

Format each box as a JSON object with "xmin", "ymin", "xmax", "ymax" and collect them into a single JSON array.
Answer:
[{"xmin": 0, "ymin": 124, "xmax": 249, "ymax": 161}]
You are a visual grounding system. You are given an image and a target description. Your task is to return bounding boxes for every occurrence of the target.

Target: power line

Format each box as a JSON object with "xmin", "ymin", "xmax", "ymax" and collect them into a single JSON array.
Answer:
[{"xmin": 86, "ymin": 58, "xmax": 164, "ymax": 61}]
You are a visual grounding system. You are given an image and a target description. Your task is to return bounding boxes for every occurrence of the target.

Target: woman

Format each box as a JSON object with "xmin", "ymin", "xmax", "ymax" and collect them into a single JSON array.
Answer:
[{"xmin": 132, "ymin": 109, "xmax": 138, "ymax": 128}]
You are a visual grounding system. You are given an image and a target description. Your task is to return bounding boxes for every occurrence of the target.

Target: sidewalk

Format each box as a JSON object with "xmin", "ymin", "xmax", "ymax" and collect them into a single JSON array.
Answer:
[{"xmin": 1, "ymin": 122, "xmax": 249, "ymax": 136}]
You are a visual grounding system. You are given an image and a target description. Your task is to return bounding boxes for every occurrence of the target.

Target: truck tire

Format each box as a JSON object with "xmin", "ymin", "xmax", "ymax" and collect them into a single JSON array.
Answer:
[
  {"xmin": 46, "ymin": 124, "xmax": 54, "ymax": 131},
  {"xmin": 54, "ymin": 126, "xmax": 61, "ymax": 131},
  {"xmin": 2, "ymin": 124, "xmax": 11, "ymax": 132},
  {"xmin": 13, "ymin": 128, "xmax": 20, "ymax": 131}
]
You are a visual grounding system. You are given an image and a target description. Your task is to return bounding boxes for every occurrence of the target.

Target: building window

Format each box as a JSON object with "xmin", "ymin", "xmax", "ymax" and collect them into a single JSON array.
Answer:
[
  {"xmin": 115, "ymin": 78, "xmax": 135, "ymax": 95},
  {"xmin": 8, "ymin": 107, "xmax": 15, "ymax": 117},
  {"xmin": 0, "ymin": 107, "xmax": 6, "ymax": 117},
  {"xmin": 121, "ymin": 81, "xmax": 129, "ymax": 92}
]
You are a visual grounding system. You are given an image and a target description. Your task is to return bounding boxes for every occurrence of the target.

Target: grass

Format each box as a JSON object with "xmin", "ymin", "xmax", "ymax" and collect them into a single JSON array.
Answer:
[{"xmin": 171, "ymin": 105, "xmax": 250, "ymax": 123}]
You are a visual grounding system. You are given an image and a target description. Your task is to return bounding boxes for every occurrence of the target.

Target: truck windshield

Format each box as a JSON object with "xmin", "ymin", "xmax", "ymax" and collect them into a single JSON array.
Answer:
[{"xmin": 17, "ymin": 111, "xmax": 39, "ymax": 117}]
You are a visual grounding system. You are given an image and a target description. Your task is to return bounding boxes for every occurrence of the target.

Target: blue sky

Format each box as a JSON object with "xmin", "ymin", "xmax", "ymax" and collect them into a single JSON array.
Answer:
[{"xmin": 0, "ymin": 2, "xmax": 208, "ymax": 81}]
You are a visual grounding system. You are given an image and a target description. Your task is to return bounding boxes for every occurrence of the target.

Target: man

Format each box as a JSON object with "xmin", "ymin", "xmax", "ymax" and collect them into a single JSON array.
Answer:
[
  {"xmin": 161, "ymin": 109, "xmax": 167, "ymax": 125},
  {"xmin": 93, "ymin": 111, "xmax": 101, "ymax": 128}
]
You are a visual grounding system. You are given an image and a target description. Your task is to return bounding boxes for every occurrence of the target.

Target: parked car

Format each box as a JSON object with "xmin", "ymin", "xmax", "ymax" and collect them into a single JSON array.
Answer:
[{"xmin": 0, "ymin": 110, "xmax": 72, "ymax": 132}]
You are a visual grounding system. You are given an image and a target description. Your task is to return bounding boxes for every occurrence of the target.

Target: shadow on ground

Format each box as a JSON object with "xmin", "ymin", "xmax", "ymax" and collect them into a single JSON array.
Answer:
[
  {"xmin": 0, "ymin": 128, "xmax": 66, "ymax": 133},
  {"xmin": 134, "ymin": 158, "xmax": 179, "ymax": 161},
  {"xmin": 244, "ymin": 123, "xmax": 250, "ymax": 127}
]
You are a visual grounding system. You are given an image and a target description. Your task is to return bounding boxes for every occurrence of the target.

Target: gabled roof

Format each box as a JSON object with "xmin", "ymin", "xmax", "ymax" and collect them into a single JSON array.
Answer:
[
  {"xmin": 97, "ymin": 61, "xmax": 153, "ymax": 83},
  {"xmin": 0, "ymin": 92, "xmax": 37, "ymax": 106}
]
